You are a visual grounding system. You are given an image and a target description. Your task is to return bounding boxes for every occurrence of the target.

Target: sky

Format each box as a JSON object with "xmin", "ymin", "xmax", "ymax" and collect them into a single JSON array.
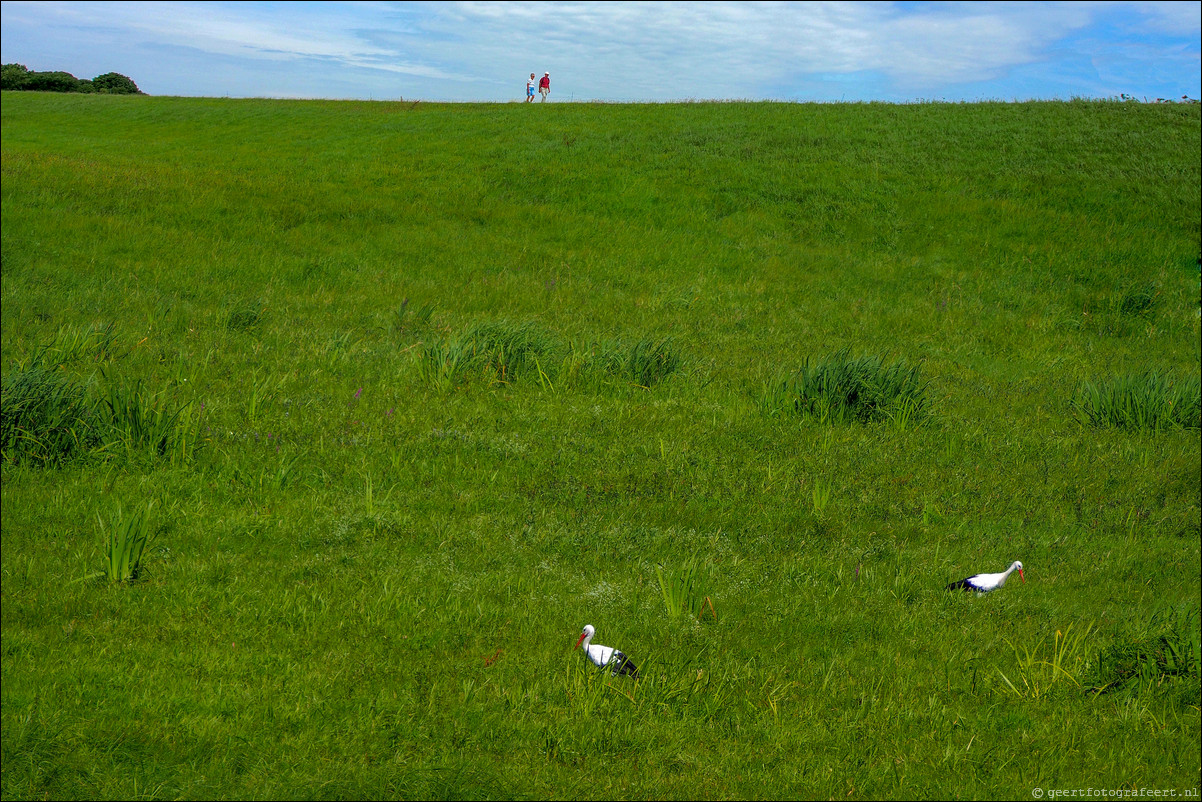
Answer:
[{"xmin": 1, "ymin": 1, "xmax": 1199, "ymax": 103}]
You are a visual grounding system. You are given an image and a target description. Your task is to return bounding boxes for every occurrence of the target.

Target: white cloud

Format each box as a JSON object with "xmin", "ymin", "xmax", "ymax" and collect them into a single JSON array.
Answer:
[
  {"xmin": 417, "ymin": 1, "xmax": 1105, "ymax": 97},
  {"xmin": 1131, "ymin": 0, "xmax": 1202, "ymax": 34}
]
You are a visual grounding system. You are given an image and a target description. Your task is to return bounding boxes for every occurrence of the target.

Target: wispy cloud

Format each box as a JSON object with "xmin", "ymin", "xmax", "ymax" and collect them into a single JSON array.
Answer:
[{"xmin": 1, "ymin": 1, "xmax": 1198, "ymax": 101}]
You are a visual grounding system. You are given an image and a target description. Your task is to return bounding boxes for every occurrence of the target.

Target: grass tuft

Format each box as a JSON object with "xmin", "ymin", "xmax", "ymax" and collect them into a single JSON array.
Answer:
[
  {"xmin": 996, "ymin": 623, "xmax": 1095, "ymax": 700},
  {"xmin": 763, "ymin": 349, "xmax": 929, "ymax": 425},
  {"xmin": 0, "ymin": 367, "xmax": 98, "ymax": 467},
  {"xmin": 463, "ymin": 320, "xmax": 560, "ymax": 383},
  {"xmin": 98, "ymin": 502, "xmax": 155, "ymax": 583},
  {"xmin": 1072, "ymin": 371, "xmax": 1201, "ymax": 431},
  {"xmin": 1091, "ymin": 606, "xmax": 1201, "ymax": 697},
  {"xmin": 31, "ymin": 322, "xmax": 116, "ymax": 368},
  {"xmin": 415, "ymin": 320, "xmax": 560, "ymax": 387},
  {"xmin": 226, "ymin": 300, "xmax": 266, "ymax": 331},
  {"xmin": 624, "ymin": 337, "xmax": 681, "ymax": 387},
  {"xmin": 1117, "ymin": 282, "xmax": 1160, "ymax": 318},
  {"xmin": 393, "ymin": 298, "xmax": 436, "ymax": 334},
  {"xmin": 0, "ymin": 366, "xmax": 198, "ymax": 467},
  {"xmin": 96, "ymin": 377, "xmax": 194, "ymax": 460},
  {"xmin": 655, "ymin": 553, "xmax": 714, "ymax": 620}
]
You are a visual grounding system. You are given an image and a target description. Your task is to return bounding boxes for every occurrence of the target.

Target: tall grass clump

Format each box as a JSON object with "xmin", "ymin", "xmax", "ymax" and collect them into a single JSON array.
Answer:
[
  {"xmin": 415, "ymin": 325, "xmax": 680, "ymax": 391},
  {"xmin": 96, "ymin": 378, "xmax": 195, "ymax": 460},
  {"xmin": 415, "ymin": 338, "xmax": 477, "ymax": 390},
  {"xmin": 416, "ymin": 320, "xmax": 560, "ymax": 387},
  {"xmin": 1072, "ymin": 371, "xmax": 1201, "ymax": 431},
  {"xmin": 31, "ymin": 322, "xmax": 116, "ymax": 368},
  {"xmin": 1116, "ymin": 282, "xmax": 1160, "ymax": 319},
  {"xmin": 763, "ymin": 349, "xmax": 928, "ymax": 425},
  {"xmin": 98, "ymin": 502, "xmax": 155, "ymax": 583},
  {"xmin": 226, "ymin": 299, "xmax": 266, "ymax": 331},
  {"xmin": 624, "ymin": 337, "xmax": 681, "ymax": 387},
  {"xmin": 559, "ymin": 337, "xmax": 682, "ymax": 390},
  {"xmin": 393, "ymin": 298, "xmax": 436, "ymax": 335},
  {"xmin": 996, "ymin": 623, "xmax": 1095, "ymax": 700},
  {"xmin": 655, "ymin": 554, "xmax": 715, "ymax": 621},
  {"xmin": 463, "ymin": 320, "xmax": 560, "ymax": 382},
  {"xmin": 1091, "ymin": 606, "xmax": 1201, "ymax": 697},
  {"xmin": 0, "ymin": 367, "xmax": 99, "ymax": 466},
  {"xmin": 0, "ymin": 368, "xmax": 198, "ymax": 466}
]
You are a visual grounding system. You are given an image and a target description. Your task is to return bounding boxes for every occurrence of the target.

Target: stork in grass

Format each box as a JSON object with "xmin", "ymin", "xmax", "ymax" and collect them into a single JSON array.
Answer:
[
  {"xmin": 574, "ymin": 624, "xmax": 640, "ymax": 679},
  {"xmin": 946, "ymin": 561, "xmax": 1025, "ymax": 593}
]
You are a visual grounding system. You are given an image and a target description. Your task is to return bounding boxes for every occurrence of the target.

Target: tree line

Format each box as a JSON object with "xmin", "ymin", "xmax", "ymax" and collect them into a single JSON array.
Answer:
[{"xmin": 2, "ymin": 64, "xmax": 142, "ymax": 94}]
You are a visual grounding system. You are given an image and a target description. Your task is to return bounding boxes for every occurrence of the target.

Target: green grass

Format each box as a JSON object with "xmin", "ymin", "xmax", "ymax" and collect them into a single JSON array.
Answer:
[{"xmin": 2, "ymin": 93, "xmax": 1200, "ymax": 799}]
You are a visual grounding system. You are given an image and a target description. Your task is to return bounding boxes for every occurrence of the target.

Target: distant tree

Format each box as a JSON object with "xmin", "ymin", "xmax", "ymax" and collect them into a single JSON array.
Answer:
[
  {"xmin": 22, "ymin": 70, "xmax": 81, "ymax": 92},
  {"xmin": 77, "ymin": 79, "xmax": 96, "ymax": 94},
  {"xmin": 1, "ymin": 63, "xmax": 30, "ymax": 90},
  {"xmin": 92, "ymin": 72, "xmax": 141, "ymax": 95}
]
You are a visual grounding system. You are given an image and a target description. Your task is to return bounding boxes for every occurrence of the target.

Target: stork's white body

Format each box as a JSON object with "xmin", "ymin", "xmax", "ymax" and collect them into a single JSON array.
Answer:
[
  {"xmin": 575, "ymin": 625, "xmax": 639, "ymax": 678},
  {"xmin": 947, "ymin": 560, "xmax": 1025, "ymax": 593},
  {"xmin": 582, "ymin": 641, "xmax": 619, "ymax": 669}
]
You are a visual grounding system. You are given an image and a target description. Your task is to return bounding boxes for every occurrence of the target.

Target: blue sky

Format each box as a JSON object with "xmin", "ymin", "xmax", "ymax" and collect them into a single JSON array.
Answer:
[{"xmin": 2, "ymin": 1, "xmax": 1199, "ymax": 102}]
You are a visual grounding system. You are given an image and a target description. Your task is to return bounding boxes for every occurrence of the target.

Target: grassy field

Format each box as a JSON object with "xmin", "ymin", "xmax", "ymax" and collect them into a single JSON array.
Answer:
[{"xmin": 2, "ymin": 92, "xmax": 1200, "ymax": 799}]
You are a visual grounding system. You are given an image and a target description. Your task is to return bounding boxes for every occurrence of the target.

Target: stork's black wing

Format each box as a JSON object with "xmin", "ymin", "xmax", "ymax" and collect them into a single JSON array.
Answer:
[{"xmin": 612, "ymin": 651, "xmax": 639, "ymax": 679}]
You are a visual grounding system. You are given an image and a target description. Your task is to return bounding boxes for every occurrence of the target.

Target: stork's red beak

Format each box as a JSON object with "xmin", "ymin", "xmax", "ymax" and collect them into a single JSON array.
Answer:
[
  {"xmin": 574, "ymin": 631, "xmax": 587, "ymax": 649},
  {"xmin": 1019, "ymin": 568, "xmax": 1026, "ymax": 583}
]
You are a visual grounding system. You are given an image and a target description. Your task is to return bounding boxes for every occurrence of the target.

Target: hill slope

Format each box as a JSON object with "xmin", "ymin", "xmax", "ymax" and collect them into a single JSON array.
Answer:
[{"xmin": 2, "ymin": 93, "xmax": 1199, "ymax": 799}]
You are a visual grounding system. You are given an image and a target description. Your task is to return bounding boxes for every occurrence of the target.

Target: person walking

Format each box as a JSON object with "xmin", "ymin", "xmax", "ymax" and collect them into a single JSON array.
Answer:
[
  {"xmin": 526, "ymin": 72, "xmax": 536, "ymax": 102},
  {"xmin": 539, "ymin": 71, "xmax": 550, "ymax": 102}
]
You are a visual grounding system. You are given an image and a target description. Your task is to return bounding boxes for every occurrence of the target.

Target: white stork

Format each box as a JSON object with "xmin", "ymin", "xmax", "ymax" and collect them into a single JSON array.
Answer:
[
  {"xmin": 946, "ymin": 560, "xmax": 1025, "ymax": 593},
  {"xmin": 574, "ymin": 624, "xmax": 639, "ymax": 679}
]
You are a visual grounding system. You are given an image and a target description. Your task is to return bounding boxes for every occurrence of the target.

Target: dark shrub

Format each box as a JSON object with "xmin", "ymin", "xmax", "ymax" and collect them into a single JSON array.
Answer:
[
  {"xmin": 22, "ymin": 70, "xmax": 81, "ymax": 92},
  {"xmin": 1, "ymin": 63, "xmax": 30, "ymax": 90},
  {"xmin": 92, "ymin": 72, "xmax": 141, "ymax": 94}
]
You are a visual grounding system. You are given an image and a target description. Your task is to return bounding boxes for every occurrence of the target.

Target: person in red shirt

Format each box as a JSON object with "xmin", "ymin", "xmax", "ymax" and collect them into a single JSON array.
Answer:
[{"xmin": 539, "ymin": 72, "xmax": 550, "ymax": 102}]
